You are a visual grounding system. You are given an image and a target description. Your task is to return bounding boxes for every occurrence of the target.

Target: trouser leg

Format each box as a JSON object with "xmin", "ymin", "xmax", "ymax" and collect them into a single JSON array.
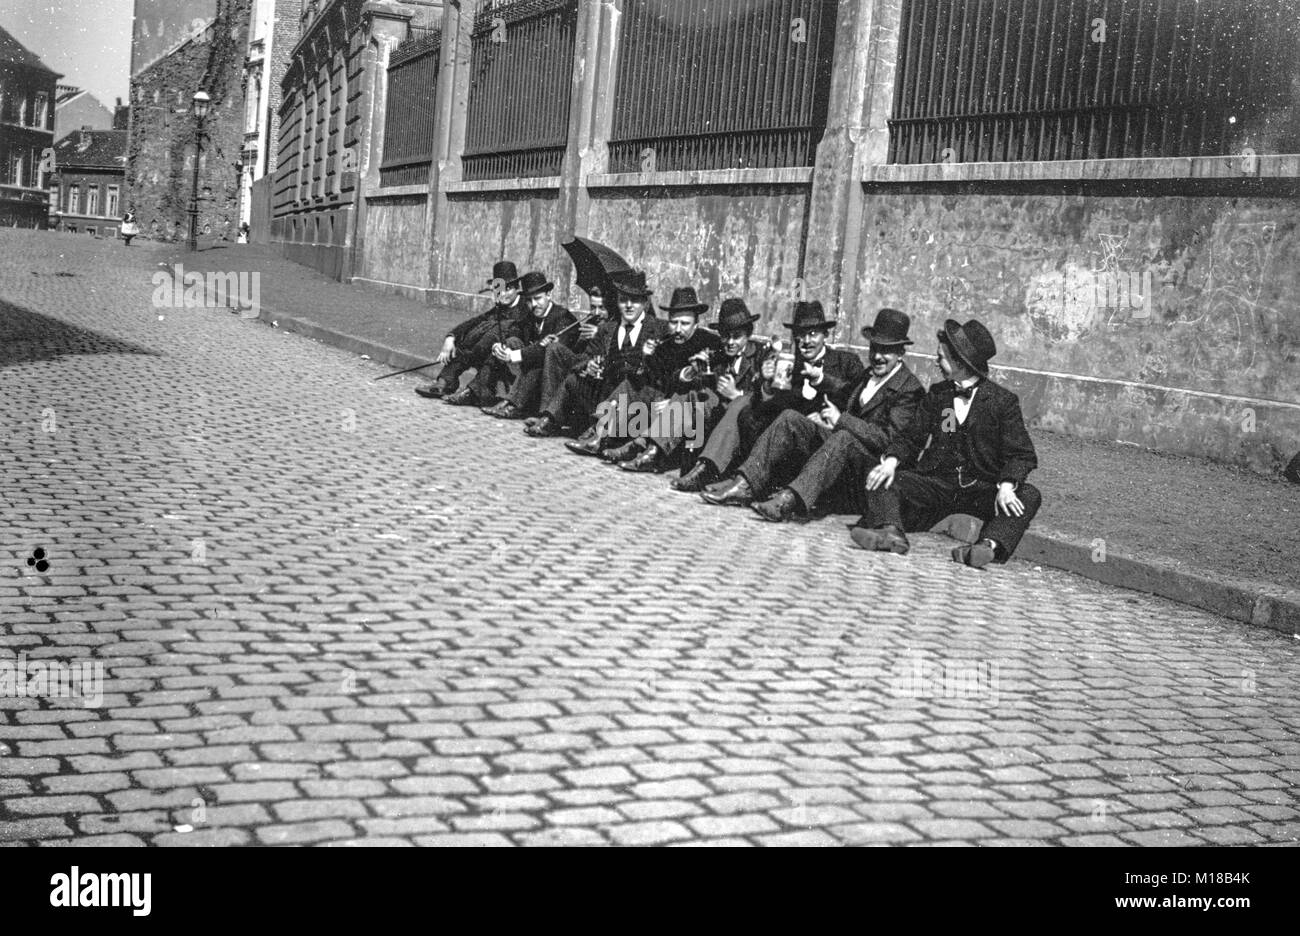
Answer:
[
  {"xmin": 954, "ymin": 481, "xmax": 1042, "ymax": 561},
  {"xmin": 788, "ymin": 429, "xmax": 871, "ymax": 512}
]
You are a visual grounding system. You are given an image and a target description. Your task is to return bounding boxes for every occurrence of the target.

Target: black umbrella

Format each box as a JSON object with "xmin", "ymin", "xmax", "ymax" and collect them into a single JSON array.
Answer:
[{"xmin": 561, "ymin": 235, "xmax": 633, "ymax": 298}]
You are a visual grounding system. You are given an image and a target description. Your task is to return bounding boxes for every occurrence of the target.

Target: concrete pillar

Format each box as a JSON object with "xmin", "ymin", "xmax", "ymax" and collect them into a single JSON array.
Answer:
[
  {"xmin": 802, "ymin": 0, "xmax": 901, "ymax": 334},
  {"xmin": 427, "ymin": 0, "xmax": 479, "ymax": 293},
  {"xmin": 553, "ymin": 0, "xmax": 623, "ymax": 304}
]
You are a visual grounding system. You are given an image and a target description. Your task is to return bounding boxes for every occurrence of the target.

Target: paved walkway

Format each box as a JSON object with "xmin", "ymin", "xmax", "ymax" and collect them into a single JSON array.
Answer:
[{"xmin": 0, "ymin": 229, "xmax": 1297, "ymax": 846}]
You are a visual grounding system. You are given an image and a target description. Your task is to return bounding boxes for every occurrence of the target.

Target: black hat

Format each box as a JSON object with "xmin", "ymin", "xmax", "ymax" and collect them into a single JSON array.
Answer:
[
  {"xmin": 516, "ymin": 271, "xmax": 554, "ymax": 297},
  {"xmin": 860, "ymin": 307, "xmax": 914, "ymax": 347},
  {"xmin": 939, "ymin": 318, "xmax": 997, "ymax": 378},
  {"xmin": 715, "ymin": 297, "xmax": 760, "ymax": 333},
  {"xmin": 658, "ymin": 286, "xmax": 709, "ymax": 315},
  {"xmin": 610, "ymin": 269, "xmax": 653, "ymax": 299},
  {"xmin": 783, "ymin": 300, "xmax": 837, "ymax": 331},
  {"xmin": 487, "ymin": 261, "xmax": 519, "ymax": 286}
]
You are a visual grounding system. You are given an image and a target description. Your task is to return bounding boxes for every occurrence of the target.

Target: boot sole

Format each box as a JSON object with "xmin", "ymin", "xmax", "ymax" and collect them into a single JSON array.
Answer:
[{"xmin": 849, "ymin": 527, "xmax": 909, "ymax": 554}]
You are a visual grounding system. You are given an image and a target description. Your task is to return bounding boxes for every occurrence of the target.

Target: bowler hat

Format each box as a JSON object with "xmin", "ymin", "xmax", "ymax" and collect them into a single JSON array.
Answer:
[
  {"xmin": 938, "ymin": 318, "xmax": 997, "ymax": 378},
  {"xmin": 487, "ymin": 260, "xmax": 519, "ymax": 286},
  {"xmin": 610, "ymin": 269, "xmax": 653, "ymax": 299},
  {"xmin": 516, "ymin": 271, "xmax": 554, "ymax": 297},
  {"xmin": 860, "ymin": 307, "xmax": 914, "ymax": 347},
  {"xmin": 659, "ymin": 286, "xmax": 709, "ymax": 315},
  {"xmin": 783, "ymin": 300, "xmax": 837, "ymax": 331},
  {"xmin": 715, "ymin": 297, "xmax": 760, "ymax": 333}
]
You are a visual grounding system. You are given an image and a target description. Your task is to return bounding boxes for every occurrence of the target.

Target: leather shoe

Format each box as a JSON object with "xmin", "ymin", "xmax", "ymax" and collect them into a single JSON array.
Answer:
[
  {"xmin": 526, "ymin": 414, "xmax": 561, "ymax": 437},
  {"xmin": 671, "ymin": 460, "xmax": 717, "ymax": 492},
  {"xmin": 952, "ymin": 538, "xmax": 998, "ymax": 569},
  {"xmin": 700, "ymin": 476, "xmax": 755, "ymax": 507},
  {"xmin": 751, "ymin": 488, "xmax": 801, "ymax": 522},
  {"xmin": 415, "ymin": 382, "xmax": 446, "ymax": 399},
  {"xmin": 565, "ymin": 434, "xmax": 606, "ymax": 457},
  {"xmin": 443, "ymin": 387, "xmax": 479, "ymax": 406},
  {"xmin": 494, "ymin": 402, "xmax": 524, "ymax": 420},
  {"xmin": 601, "ymin": 440, "xmax": 642, "ymax": 463},
  {"xmin": 849, "ymin": 523, "xmax": 910, "ymax": 554},
  {"xmin": 619, "ymin": 446, "xmax": 663, "ymax": 473}
]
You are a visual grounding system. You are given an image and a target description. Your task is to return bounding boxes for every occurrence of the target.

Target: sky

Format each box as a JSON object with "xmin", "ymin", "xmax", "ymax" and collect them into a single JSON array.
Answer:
[{"xmin": 1, "ymin": 0, "xmax": 134, "ymax": 107}]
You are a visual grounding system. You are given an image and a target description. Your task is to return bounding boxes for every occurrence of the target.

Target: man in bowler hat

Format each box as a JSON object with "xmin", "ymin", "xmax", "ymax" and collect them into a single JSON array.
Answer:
[
  {"xmin": 731, "ymin": 308, "xmax": 926, "ymax": 522},
  {"xmin": 850, "ymin": 317, "xmax": 1041, "ymax": 569},
  {"xmin": 700, "ymin": 300, "xmax": 866, "ymax": 506},
  {"xmin": 473, "ymin": 271, "xmax": 578, "ymax": 414},
  {"xmin": 416, "ymin": 260, "xmax": 523, "ymax": 402}
]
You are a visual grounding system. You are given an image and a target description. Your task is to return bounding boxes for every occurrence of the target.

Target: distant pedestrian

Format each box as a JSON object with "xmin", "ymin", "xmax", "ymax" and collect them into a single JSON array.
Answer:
[{"xmin": 120, "ymin": 210, "xmax": 138, "ymax": 246}]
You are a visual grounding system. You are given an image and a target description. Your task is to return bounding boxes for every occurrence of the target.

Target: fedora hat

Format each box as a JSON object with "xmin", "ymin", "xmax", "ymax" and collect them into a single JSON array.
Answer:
[
  {"xmin": 610, "ymin": 269, "xmax": 653, "ymax": 299},
  {"xmin": 516, "ymin": 271, "xmax": 554, "ymax": 297},
  {"xmin": 860, "ymin": 307, "xmax": 914, "ymax": 347},
  {"xmin": 939, "ymin": 318, "xmax": 997, "ymax": 378},
  {"xmin": 783, "ymin": 300, "xmax": 837, "ymax": 331},
  {"xmin": 485, "ymin": 260, "xmax": 520, "ymax": 288},
  {"xmin": 715, "ymin": 297, "xmax": 760, "ymax": 333},
  {"xmin": 659, "ymin": 286, "xmax": 709, "ymax": 316}
]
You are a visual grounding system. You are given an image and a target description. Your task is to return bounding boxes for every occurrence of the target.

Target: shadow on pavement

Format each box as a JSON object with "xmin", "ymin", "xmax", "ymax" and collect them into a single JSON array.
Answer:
[{"xmin": 0, "ymin": 299, "xmax": 159, "ymax": 366}]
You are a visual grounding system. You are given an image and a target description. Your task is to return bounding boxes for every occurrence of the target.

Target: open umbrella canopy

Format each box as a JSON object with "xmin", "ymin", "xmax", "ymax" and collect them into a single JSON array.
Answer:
[{"xmin": 561, "ymin": 235, "xmax": 633, "ymax": 298}]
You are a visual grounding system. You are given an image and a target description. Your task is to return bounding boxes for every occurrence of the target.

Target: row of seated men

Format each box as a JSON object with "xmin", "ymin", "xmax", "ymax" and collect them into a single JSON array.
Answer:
[{"xmin": 415, "ymin": 261, "xmax": 1042, "ymax": 568}]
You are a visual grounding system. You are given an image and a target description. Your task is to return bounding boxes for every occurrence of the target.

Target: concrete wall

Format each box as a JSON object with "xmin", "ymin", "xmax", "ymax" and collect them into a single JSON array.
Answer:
[
  {"xmin": 357, "ymin": 192, "xmax": 428, "ymax": 288},
  {"xmin": 439, "ymin": 191, "xmax": 561, "ymax": 297},
  {"xmin": 53, "ymin": 93, "xmax": 114, "ymax": 141},
  {"xmin": 850, "ymin": 184, "xmax": 1300, "ymax": 474}
]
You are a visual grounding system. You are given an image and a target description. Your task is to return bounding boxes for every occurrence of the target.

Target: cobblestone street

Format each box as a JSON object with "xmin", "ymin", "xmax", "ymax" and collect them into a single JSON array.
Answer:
[{"xmin": 1, "ymin": 230, "xmax": 1298, "ymax": 847}]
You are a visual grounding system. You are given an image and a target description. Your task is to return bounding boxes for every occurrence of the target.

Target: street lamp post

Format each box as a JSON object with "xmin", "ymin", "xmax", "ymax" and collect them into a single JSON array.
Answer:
[{"xmin": 187, "ymin": 90, "xmax": 211, "ymax": 251}]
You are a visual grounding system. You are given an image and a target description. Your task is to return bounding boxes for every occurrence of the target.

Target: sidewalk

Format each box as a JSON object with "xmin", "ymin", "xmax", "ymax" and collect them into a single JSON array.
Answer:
[{"xmin": 162, "ymin": 242, "xmax": 1300, "ymax": 635}]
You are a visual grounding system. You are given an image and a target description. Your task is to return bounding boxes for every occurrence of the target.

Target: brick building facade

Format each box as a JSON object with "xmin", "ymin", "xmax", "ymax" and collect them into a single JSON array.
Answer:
[
  {"xmin": 0, "ymin": 24, "xmax": 59, "ymax": 228},
  {"xmin": 49, "ymin": 128, "xmax": 128, "ymax": 237}
]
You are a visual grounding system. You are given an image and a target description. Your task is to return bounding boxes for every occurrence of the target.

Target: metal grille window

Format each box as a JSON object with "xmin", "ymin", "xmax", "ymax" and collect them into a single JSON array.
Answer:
[
  {"xmin": 462, "ymin": 0, "xmax": 579, "ymax": 182},
  {"xmin": 608, "ymin": 0, "xmax": 838, "ymax": 173},
  {"xmin": 380, "ymin": 28, "xmax": 441, "ymax": 187},
  {"xmin": 889, "ymin": 0, "xmax": 1300, "ymax": 164}
]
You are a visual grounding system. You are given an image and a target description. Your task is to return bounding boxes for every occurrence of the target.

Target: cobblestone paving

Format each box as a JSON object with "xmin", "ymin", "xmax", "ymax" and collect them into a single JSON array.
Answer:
[{"xmin": 1, "ymin": 230, "xmax": 1298, "ymax": 847}]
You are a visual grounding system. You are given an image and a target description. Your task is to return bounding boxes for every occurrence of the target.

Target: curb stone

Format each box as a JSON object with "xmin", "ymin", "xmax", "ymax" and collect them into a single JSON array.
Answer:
[{"xmin": 250, "ymin": 303, "xmax": 1300, "ymax": 639}]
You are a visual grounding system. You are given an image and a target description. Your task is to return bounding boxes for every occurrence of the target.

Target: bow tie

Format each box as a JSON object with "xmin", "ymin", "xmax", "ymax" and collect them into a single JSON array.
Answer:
[{"xmin": 953, "ymin": 382, "xmax": 980, "ymax": 400}]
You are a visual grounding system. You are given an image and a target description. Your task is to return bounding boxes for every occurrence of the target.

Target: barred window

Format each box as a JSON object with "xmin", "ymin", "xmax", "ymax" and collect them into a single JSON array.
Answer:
[
  {"xmin": 380, "ymin": 28, "xmax": 441, "ymax": 187},
  {"xmin": 888, "ymin": 0, "xmax": 1300, "ymax": 164},
  {"xmin": 608, "ymin": 0, "xmax": 838, "ymax": 174},
  {"xmin": 462, "ymin": 0, "xmax": 579, "ymax": 182}
]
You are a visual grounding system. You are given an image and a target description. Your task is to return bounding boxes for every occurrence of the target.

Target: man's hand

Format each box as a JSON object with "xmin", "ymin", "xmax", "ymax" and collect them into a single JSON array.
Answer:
[
  {"xmin": 642, "ymin": 338, "xmax": 659, "ymax": 357},
  {"xmin": 491, "ymin": 342, "xmax": 511, "ymax": 362},
  {"xmin": 581, "ymin": 359, "xmax": 601, "ymax": 378},
  {"xmin": 715, "ymin": 373, "xmax": 740, "ymax": 401},
  {"xmin": 820, "ymin": 399, "xmax": 841, "ymax": 428},
  {"xmin": 995, "ymin": 482, "xmax": 1025, "ymax": 517},
  {"xmin": 866, "ymin": 456, "xmax": 899, "ymax": 491},
  {"xmin": 435, "ymin": 336, "xmax": 456, "ymax": 365},
  {"xmin": 802, "ymin": 361, "xmax": 825, "ymax": 386},
  {"xmin": 539, "ymin": 334, "xmax": 558, "ymax": 347},
  {"xmin": 578, "ymin": 322, "xmax": 599, "ymax": 341},
  {"xmin": 760, "ymin": 356, "xmax": 777, "ymax": 382}
]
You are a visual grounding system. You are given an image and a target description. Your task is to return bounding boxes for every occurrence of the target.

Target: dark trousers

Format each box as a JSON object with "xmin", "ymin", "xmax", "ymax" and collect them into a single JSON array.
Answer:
[
  {"xmin": 861, "ymin": 472, "xmax": 1043, "ymax": 561},
  {"xmin": 697, "ymin": 394, "xmax": 786, "ymax": 476},
  {"xmin": 435, "ymin": 331, "xmax": 500, "ymax": 392},
  {"xmin": 541, "ymin": 372, "xmax": 610, "ymax": 433},
  {"xmin": 524, "ymin": 342, "xmax": 583, "ymax": 414},
  {"xmin": 738, "ymin": 409, "xmax": 875, "ymax": 511}
]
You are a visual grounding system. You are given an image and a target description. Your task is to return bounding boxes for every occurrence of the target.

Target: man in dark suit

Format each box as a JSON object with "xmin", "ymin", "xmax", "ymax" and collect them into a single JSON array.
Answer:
[
  {"xmin": 720, "ymin": 308, "xmax": 926, "ymax": 522},
  {"xmin": 575, "ymin": 286, "xmax": 721, "ymax": 470},
  {"xmin": 415, "ymin": 260, "xmax": 522, "ymax": 402},
  {"xmin": 526, "ymin": 270, "xmax": 671, "ymax": 438},
  {"xmin": 700, "ymin": 300, "xmax": 867, "ymax": 506},
  {"xmin": 504, "ymin": 286, "xmax": 610, "ymax": 422},
  {"xmin": 472, "ymin": 271, "xmax": 578, "ymax": 414},
  {"xmin": 850, "ymin": 318, "xmax": 1041, "ymax": 569}
]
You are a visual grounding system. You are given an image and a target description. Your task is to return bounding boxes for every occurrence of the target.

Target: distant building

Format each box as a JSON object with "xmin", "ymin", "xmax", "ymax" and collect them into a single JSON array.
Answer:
[
  {"xmin": 0, "ymin": 23, "xmax": 59, "ymax": 228},
  {"xmin": 49, "ymin": 128, "xmax": 127, "ymax": 237},
  {"xmin": 240, "ymin": 0, "xmax": 299, "ymax": 240},
  {"xmin": 53, "ymin": 85, "xmax": 114, "ymax": 141}
]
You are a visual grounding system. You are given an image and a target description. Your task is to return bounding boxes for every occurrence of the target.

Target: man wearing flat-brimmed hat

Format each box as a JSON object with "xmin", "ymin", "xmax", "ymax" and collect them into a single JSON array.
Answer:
[
  {"xmin": 527, "ymin": 269, "xmax": 671, "ymax": 438},
  {"xmin": 850, "ymin": 317, "xmax": 1041, "ymax": 569},
  {"xmin": 416, "ymin": 260, "xmax": 523, "ymax": 401},
  {"xmin": 472, "ymin": 270, "xmax": 577, "ymax": 415},
  {"xmin": 728, "ymin": 308, "xmax": 927, "ymax": 522},
  {"xmin": 700, "ymin": 300, "xmax": 866, "ymax": 507}
]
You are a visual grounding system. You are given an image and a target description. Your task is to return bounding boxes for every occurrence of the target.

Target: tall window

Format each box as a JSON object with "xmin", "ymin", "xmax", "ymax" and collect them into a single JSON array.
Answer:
[
  {"xmin": 67, "ymin": 183, "xmax": 80, "ymax": 212},
  {"xmin": 889, "ymin": 0, "xmax": 1300, "ymax": 164},
  {"xmin": 87, "ymin": 184, "xmax": 100, "ymax": 215},
  {"xmin": 0, "ymin": 88, "xmax": 18, "ymax": 123},
  {"xmin": 106, "ymin": 184, "xmax": 120, "ymax": 218},
  {"xmin": 33, "ymin": 91, "xmax": 48, "ymax": 129},
  {"xmin": 9, "ymin": 151, "xmax": 23, "ymax": 187}
]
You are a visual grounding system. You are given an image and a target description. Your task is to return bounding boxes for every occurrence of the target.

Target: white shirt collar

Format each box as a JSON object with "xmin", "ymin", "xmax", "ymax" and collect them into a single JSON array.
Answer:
[{"xmin": 868, "ymin": 361, "xmax": 902, "ymax": 386}]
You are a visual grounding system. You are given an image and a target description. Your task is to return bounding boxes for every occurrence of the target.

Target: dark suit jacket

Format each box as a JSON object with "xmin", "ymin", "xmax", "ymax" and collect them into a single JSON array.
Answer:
[
  {"xmin": 649, "ymin": 327, "xmax": 722, "ymax": 395},
  {"xmin": 450, "ymin": 296, "xmax": 525, "ymax": 347},
  {"xmin": 509, "ymin": 303, "xmax": 579, "ymax": 370},
  {"xmin": 833, "ymin": 362, "xmax": 925, "ymax": 454},
  {"xmin": 758, "ymin": 346, "xmax": 867, "ymax": 416},
  {"xmin": 582, "ymin": 313, "xmax": 673, "ymax": 390},
  {"xmin": 885, "ymin": 378, "xmax": 1038, "ymax": 487}
]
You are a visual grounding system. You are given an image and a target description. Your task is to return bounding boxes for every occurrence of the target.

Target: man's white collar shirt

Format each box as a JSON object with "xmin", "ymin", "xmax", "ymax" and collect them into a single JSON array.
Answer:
[
  {"xmin": 859, "ymin": 361, "xmax": 902, "ymax": 408},
  {"xmin": 953, "ymin": 377, "xmax": 980, "ymax": 424}
]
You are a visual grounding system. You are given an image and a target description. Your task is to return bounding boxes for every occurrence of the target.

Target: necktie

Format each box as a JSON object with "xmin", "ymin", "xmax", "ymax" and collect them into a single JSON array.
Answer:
[{"xmin": 954, "ymin": 381, "xmax": 980, "ymax": 400}]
